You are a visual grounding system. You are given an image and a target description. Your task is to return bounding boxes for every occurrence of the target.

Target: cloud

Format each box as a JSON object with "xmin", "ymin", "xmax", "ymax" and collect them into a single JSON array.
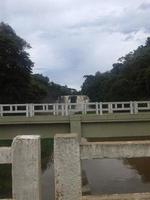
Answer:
[
  {"xmin": 139, "ymin": 2, "xmax": 150, "ymax": 10},
  {"xmin": 1, "ymin": 0, "xmax": 150, "ymax": 89}
]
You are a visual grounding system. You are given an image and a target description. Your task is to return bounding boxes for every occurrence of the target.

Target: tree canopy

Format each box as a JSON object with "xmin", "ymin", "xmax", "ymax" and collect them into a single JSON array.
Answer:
[
  {"xmin": 0, "ymin": 22, "xmax": 33, "ymax": 103},
  {"xmin": 81, "ymin": 37, "xmax": 150, "ymax": 102}
]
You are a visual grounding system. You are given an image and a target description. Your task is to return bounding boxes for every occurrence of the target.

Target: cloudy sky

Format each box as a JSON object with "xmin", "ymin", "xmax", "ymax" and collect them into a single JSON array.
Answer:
[{"xmin": 1, "ymin": 0, "xmax": 150, "ymax": 89}]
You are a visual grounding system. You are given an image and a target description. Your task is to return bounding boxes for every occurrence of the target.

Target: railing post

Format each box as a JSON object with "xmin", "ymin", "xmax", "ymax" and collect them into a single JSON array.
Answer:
[
  {"xmin": 99, "ymin": 102, "xmax": 103, "ymax": 115},
  {"xmin": 0, "ymin": 105, "xmax": 3, "ymax": 117},
  {"xmin": 12, "ymin": 135, "xmax": 41, "ymax": 200},
  {"xmin": 108, "ymin": 102, "xmax": 113, "ymax": 114},
  {"xmin": 28, "ymin": 103, "xmax": 34, "ymax": 117},
  {"xmin": 134, "ymin": 101, "xmax": 138, "ymax": 114},
  {"xmin": 53, "ymin": 104, "xmax": 56, "ymax": 115},
  {"xmin": 96, "ymin": 102, "xmax": 99, "ymax": 115},
  {"xmin": 26, "ymin": 104, "xmax": 29, "ymax": 117},
  {"xmin": 130, "ymin": 101, "xmax": 134, "ymax": 114},
  {"xmin": 54, "ymin": 103, "xmax": 59, "ymax": 115},
  {"xmin": 65, "ymin": 103, "xmax": 69, "ymax": 116},
  {"xmin": 54, "ymin": 134, "xmax": 82, "ymax": 200}
]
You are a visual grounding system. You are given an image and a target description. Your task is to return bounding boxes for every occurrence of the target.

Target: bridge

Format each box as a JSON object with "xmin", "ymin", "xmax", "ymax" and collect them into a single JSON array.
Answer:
[{"xmin": 0, "ymin": 101, "xmax": 150, "ymax": 139}]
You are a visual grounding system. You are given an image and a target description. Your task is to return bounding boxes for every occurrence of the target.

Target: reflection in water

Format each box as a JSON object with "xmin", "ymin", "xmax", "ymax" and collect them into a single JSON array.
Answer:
[
  {"xmin": 82, "ymin": 158, "xmax": 150, "ymax": 195},
  {"xmin": 124, "ymin": 158, "xmax": 150, "ymax": 183},
  {"xmin": 1, "ymin": 138, "xmax": 150, "ymax": 199},
  {"xmin": 42, "ymin": 162, "xmax": 54, "ymax": 200}
]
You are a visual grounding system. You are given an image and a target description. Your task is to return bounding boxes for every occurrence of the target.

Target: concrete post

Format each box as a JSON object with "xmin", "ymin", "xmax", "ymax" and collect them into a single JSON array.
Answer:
[
  {"xmin": 134, "ymin": 101, "xmax": 138, "ymax": 114},
  {"xmin": 65, "ymin": 104, "xmax": 69, "ymax": 116},
  {"xmin": 0, "ymin": 105, "xmax": 3, "ymax": 117},
  {"xmin": 54, "ymin": 134, "xmax": 82, "ymax": 200},
  {"xmin": 26, "ymin": 104, "xmax": 29, "ymax": 117},
  {"xmin": 108, "ymin": 103, "xmax": 113, "ymax": 114},
  {"xmin": 28, "ymin": 104, "xmax": 34, "ymax": 117},
  {"xmin": 96, "ymin": 102, "xmax": 99, "ymax": 115},
  {"xmin": 99, "ymin": 102, "xmax": 103, "ymax": 115},
  {"xmin": 130, "ymin": 101, "xmax": 134, "ymax": 114},
  {"xmin": 12, "ymin": 135, "xmax": 41, "ymax": 200},
  {"xmin": 55, "ymin": 103, "xmax": 59, "ymax": 115}
]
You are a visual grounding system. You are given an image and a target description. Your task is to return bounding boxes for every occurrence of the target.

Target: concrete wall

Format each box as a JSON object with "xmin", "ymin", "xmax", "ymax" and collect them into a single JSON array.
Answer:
[
  {"xmin": 54, "ymin": 134, "xmax": 150, "ymax": 200},
  {"xmin": 1, "ymin": 113, "xmax": 150, "ymax": 139}
]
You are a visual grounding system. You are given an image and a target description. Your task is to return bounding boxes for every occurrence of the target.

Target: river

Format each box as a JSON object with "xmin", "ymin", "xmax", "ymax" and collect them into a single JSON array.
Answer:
[{"xmin": 1, "ymin": 138, "xmax": 150, "ymax": 199}]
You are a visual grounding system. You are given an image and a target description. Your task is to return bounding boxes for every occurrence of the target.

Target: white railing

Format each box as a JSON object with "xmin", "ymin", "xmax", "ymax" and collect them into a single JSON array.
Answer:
[
  {"xmin": 0, "ymin": 101, "xmax": 150, "ymax": 117},
  {"xmin": 54, "ymin": 134, "xmax": 150, "ymax": 200},
  {"xmin": 0, "ymin": 135, "xmax": 41, "ymax": 200}
]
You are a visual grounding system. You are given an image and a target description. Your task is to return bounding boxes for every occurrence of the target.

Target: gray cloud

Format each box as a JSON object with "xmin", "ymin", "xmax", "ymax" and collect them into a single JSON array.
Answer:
[
  {"xmin": 139, "ymin": 2, "xmax": 150, "ymax": 10},
  {"xmin": 1, "ymin": 0, "xmax": 150, "ymax": 89}
]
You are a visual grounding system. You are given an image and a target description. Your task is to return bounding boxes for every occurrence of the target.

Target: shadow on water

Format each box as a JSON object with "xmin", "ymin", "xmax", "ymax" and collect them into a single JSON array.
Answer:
[{"xmin": 1, "ymin": 137, "xmax": 150, "ymax": 199}]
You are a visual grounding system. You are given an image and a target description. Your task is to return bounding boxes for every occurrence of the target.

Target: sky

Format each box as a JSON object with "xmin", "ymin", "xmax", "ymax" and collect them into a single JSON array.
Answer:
[{"xmin": 0, "ymin": 0, "xmax": 150, "ymax": 89}]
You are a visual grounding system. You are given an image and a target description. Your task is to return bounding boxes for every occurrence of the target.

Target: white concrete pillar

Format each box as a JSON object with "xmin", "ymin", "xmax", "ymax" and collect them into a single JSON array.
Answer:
[
  {"xmin": 26, "ymin": 104, "xmax": 29, "ymax": 117},
  {"xmin": 108, "ymin": 103, "xmax": 113, "ymax": 113},
  {"xmin": 28, "ymin": 104, "xmax": 34, "ymax": 117},
  {"xmin": 99, "ymin": 102, "xmax": 103, "ymax": 115},
  {"xmin": 130, "ymin": 101, "xmax": 134, "ymax": 114},
  {"xmin": 12, "ymin": 135, "xmax": 41, "ymax": 200},
  {"xmin": 54, "ymin": 134, "xmax": 82, "ymax": 200},
  {"xmin": 96, "ymin": 102, "xmax": 99, "ymax": 115}
]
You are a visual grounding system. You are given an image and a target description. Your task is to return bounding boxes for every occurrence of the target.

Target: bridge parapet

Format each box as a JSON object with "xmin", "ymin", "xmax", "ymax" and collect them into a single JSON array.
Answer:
[
  {"xmin": 0, "ymin": 101, "xmax": 150, "ymax": 117},
  {"xmin": 54, "ymin": 134, "xmax": 150, "ymax": 200},
  {"xmin": 1, "ymin": 134, "xmax": 150, "ymax": 199}
]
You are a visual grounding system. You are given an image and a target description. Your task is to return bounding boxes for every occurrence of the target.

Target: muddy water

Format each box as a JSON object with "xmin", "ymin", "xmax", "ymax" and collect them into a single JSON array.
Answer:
[{"xmin": 41, "ymin": 157, "xmax": 150, "ymax": 200}]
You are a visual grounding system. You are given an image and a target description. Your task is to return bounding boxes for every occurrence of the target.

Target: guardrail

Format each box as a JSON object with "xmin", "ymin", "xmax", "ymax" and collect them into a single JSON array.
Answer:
[
  {"xmin": 0, "ymin": 101, "xmax": 150, "ymax": 117},
  {"xmin": 54, "ymin": 134, "xmax": 150, "ymax": 200},
  {"xmin": 0, "ymin": 135, "xmax": 41, "ymax": 200}
]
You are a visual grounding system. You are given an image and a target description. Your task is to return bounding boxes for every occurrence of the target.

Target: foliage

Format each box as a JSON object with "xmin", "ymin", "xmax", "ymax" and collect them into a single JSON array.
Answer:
[
  {"xmin": 0, "ymin": 22, "xmax": 33, "ymax": 103},
  {"xmin": 81, "ymin": 37, "xmax": 150, "ymax": 101},
  {"xmin": 30, "ymin": 74, "xmax": 78, "ymax": 103}
]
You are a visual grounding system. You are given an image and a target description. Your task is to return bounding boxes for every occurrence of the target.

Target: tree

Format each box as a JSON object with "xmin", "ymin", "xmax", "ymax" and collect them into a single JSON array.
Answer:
[
  {"xmin": 81, "ymin": 37, "xmax": 150, "ymax": 101},
  {"xmin": 29, "ymin": 74, "xmax": 49, "ymax": 103},
  {"xmin": 0, "ymin": 22, "xmax": 33, "ymax": 103}
]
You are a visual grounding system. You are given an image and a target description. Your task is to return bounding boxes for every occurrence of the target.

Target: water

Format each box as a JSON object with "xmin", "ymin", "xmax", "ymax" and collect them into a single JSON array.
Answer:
[{"xmin": 1, "ymin": 139, "xmax": 150, "ymax": 199}]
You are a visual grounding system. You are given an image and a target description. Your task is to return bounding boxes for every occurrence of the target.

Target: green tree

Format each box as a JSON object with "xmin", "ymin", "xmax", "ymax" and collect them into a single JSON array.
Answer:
[
  {"xmin": 0, "ymin": 22, "xmax": 33, "ymax": 103},
  {"xmin": 82, "ymin": 37, "xmax": 150, "ymax": 101},
  {"xmin": 29, "ymin": 74, "xmax": 49, "ymax": 103}
]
